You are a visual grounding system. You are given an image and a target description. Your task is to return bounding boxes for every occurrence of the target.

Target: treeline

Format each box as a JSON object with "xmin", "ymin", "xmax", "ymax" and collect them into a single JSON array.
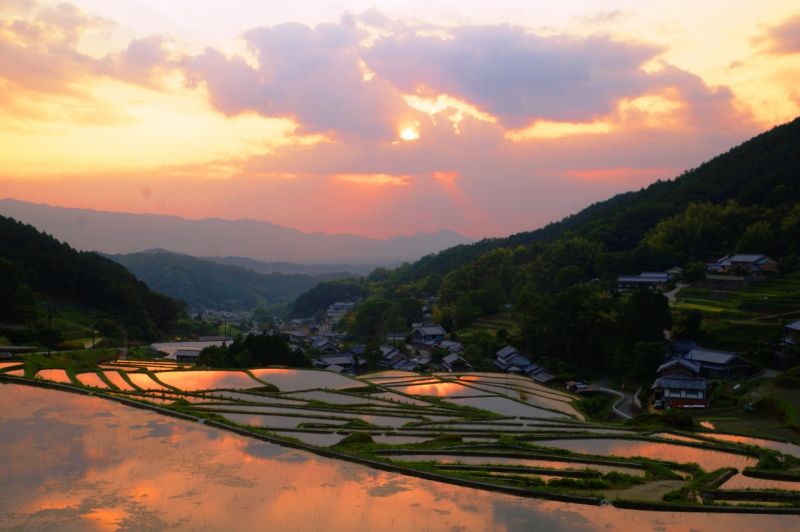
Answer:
[
  {"xmin": 197, "ymin": 333, "xmax": 310, "ymax": 368},
  {"xmin": 111, "ymin": 250, "xmax": 333, "ymax": 312},
  {"xmin": 0, "ymin": 215, "xmax": 183, "ymax": 342},
  {"xmin": 288, "ymin": 278, "xmax": 365, "ymax": 318}
]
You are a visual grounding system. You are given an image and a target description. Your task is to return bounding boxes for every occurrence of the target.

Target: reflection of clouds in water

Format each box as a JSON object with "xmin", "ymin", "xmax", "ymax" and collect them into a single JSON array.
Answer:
[
  {"xmin": 241, "ymin": 441, "xmax": 292, "ymax": 460},
  {"xmin": 131, "ymin": 419, "xmax": 176, "ymax": 439},
  {"xmin": 367, "ymin": 479, "xmax": 411, "ymax": 498},
  {"xmin": 3, "ymin": 384, "xmax": 800, "ymax": 531}
]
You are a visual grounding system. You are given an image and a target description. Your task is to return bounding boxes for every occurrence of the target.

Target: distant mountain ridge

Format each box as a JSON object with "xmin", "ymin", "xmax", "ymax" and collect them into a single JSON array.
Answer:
[
  {"xmin": 0, "ymin": 199, "xmax": 473, "ymax": 264},
  {"xmin": 202, "ymin": 255, "xmax": 382, "ymax": 276},
  {"xmin": 109, "ymin": 250, "xmax": 355, "ymax": 312}
]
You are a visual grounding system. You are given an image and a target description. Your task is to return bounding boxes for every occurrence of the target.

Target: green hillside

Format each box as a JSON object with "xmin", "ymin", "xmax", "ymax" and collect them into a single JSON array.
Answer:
[
  {"xmin": 110, "ymin": 251, "xmax": 353, "ymax": 312},
  {"xmin": 298, "ymin": 116, "xmax": 800, "ymax": 380},
  {"xmin": 389, "ymin": 116, "xmax": 800, "ymax": 286},
  {"xmin": 0, "ymin": 216, "xmax": 183, "ymax": 346}
]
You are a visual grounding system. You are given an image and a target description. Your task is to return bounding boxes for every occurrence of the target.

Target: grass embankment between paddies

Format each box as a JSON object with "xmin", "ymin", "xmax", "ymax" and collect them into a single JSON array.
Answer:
[
  {"xmin": 21, "ymin": 348, "xmax": 117, "ymax": 377},
  {"xmin": 674, "ymin": 273, "xmax": 800, "ymax": 350}
]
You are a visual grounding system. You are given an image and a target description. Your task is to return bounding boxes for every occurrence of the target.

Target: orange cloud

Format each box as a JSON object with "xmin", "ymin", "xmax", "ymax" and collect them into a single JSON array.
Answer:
[
  {"xmin": 334, "ymin": 173, "xmax": 411, "ymax": 186},
  {"xmin": 432, "ymin": 171, "xmax": 459, "ymax": 185}
]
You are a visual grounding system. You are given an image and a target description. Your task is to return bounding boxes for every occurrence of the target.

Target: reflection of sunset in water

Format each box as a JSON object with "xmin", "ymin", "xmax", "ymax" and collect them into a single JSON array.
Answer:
[
  {"xmin": 701, "ymin": 433, "xmax": 800, "ymax": 458},
  {"xmin": 154, "ymin": 370, "xmax": 263, "ymax": 391},
  {"xmin": 1, "ymin": 383, "xmax": 798, "ymax": 531},
  {"xmin": 392, "ymin": 381, "xmax": 477, "ymax": 397},
  {"xmin": 536, "ymin": 439, "xmax": 757, "ymax": 471}
]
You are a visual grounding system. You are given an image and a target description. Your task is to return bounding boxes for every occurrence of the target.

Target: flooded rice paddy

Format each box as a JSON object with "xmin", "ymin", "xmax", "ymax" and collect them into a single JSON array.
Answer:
[
  {"xmin": 2, "ymin": 383, "xmax": 799, "ymax": 531},
  {"xmin": 535, "ymin": 438, "xmax": 759, "ymax": 471},
  {"xmin": 154, "ymin": 370, "xmax": 264, "ymax": 391}
]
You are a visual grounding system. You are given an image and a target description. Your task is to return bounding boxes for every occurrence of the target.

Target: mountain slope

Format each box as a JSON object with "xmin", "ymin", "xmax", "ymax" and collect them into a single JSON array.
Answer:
[
  {"xmin": 110, "ymin": 251, "xmax": 353, "ymax": 312},
  {"xmin": 295, "ymin": 117, "xmax": 800, "ymax": 377},
  {"xmin": 0, "ymin": 200, "xmax": 473, "ymax": 263},
  {"xmin": 390, "ymin": 116, "xmax": 800, "ymax": 285},
  {"xmin": 0, "ymin": 215, "xmax": 183, "ymax": 342}
]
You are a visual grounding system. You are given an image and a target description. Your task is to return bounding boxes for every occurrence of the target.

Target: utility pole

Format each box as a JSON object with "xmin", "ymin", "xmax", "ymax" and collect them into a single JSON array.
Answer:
[
  {"xmin": 91, "ymin": 314, "xmax": 96, "ymax": 351},
  {"xmin": 47, "ymin": 302, "xmax": 52, "ymax": 357}
]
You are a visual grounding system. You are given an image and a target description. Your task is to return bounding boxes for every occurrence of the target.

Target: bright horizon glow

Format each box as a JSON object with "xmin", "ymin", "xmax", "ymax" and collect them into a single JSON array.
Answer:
[{"xmin": 0, "ymin": 1, "xmax": 798, "ymax": 238}]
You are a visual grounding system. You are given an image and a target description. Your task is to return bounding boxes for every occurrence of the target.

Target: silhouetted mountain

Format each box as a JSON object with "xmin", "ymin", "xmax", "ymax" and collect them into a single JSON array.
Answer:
[
  {"xmin": 0, "ymin": 199, "xmax": 473, "ymax": 263},
  {"xmin": 0, "ymin": 215, "xmax": 182, "ymax": 342},
  {"xmin": 109, "ymin": 250, "xmax": 355, "ymax": 312},
  {"xmin": 202, "ymin": 255, "xmax": 381, "ymax": 276}
]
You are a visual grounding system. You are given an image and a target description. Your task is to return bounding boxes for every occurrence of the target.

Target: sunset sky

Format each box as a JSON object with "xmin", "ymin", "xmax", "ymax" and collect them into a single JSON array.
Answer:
[{"xmin": 1, "ymin": 1, "xmax": 798, "ymax": 238}]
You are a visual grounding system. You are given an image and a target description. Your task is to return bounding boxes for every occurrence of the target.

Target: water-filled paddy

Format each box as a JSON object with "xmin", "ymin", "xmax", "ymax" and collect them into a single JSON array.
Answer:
[
  {"xmin": 0, "ymin": 362, "xmax": 22, "ymax": 370},
  {"xmin": 370, "ymin": 391, "xmax": 434, "ymax": 406},
  {"xmin": 391, "ymin": 381, "xmax": 491, "ymax": 397},
  {"xmin": 127, "ymin": 373, "xmax": 170, "ymax": 391},
  {"xmin": 535, "ymin": 438, "xmax": 758, "ymax": 471},
  {"xmin": 383, "ymin": 453, "xmax": 646, "ymax": 476},
  {"xmin": 2, "ymin": 383, "xmax": 798, "ymax": 531},
  {"xmin": 721, "ymin": 473, "xmax": 800, "ymax": 491},
  {"xmin": 75, "ymin": 372, "xmax": 109, "ymax": 388},
  {"xmin": 205, "ymin": 391, "xmax": 307, "ymax": 404},
  {"xmin": 285, "ymin": 390, "xmax": 378, "ymax": 405},
  {"xmin": 221, "ymin": 412, "xmax": 351, "ymax": 429},
  {"xmin": 102, "ymin": 371, "xmax": 135, "ymax": 391},
  {"xmin": 34, "ymin": 369, "xmax": 72, "ymax": 384},
  {"xmin": 701, "ymin": 433, "xmax": 800, "ymax": 458},
  {"xmin": 445, "ymin": 396, "xmax": 569, "ymax": 419},
  {"xmin": 154, "ymin": 370, "xmax": 264, "ymax": 391},
  {"xmin": 249, "ymin": 368, "xmax": 365, "ymax": 391}
]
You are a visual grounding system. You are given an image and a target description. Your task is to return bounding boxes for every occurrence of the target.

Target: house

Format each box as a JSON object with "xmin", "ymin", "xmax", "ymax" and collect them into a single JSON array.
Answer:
[
  {"xmin": 173, "ymin": 348, "xmax": 202, "ymax": 363},
  {"xmin": 656, "ymin": 358, "xmax": 702, "ymax": 379},
  {"xmin": 386, "ymin": 332, "xmax": 408, "ymax": 345},
  {"xmin": 784, "ymin": 320, "xmax": 800, "ymax": 345},
  {"xmin": 442, "ymin": 353, "xmax": 473, "ymax": 372},
  {"xmin": 617, "ymin": 271, "xmax": 674, "ymax": 290},
  {"xmin": 315, "ymin": 354, "xmax": 356, "ymax": 372},
  {"xmin": 379, "ymin": 346, "xmax": 420, "ymax": 371},
  {"xmin": 494, "ymin": 346, "xmax": 555, "ymax": 384},
  {"xmin": 651, "ymin": 377, "xmax": 710, "ymax": 408},
  {"xmin": 436, "ymin": 340, "xmax": 464, "ymax": 353},
  {"xmin": 682, "ymin": 348, "xmax": 749, "ymax": 379},
  {"xmin": 310, "ymin": 337, "xmax": 339, "ymax": 355},
  {"xmin": 669, "ymin": 339, "xmax": 701, "ymax": 358},
  {"xmin": 706, "ymin": 254, "xmax": 778, "ymax": 277},
  {"xmin": 412, "ymin": 323, "xmax": 447, "ymax": 343}
]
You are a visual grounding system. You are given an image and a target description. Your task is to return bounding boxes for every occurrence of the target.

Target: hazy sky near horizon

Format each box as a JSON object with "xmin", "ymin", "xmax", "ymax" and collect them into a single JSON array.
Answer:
[{"xmin": 0, "ymin": 1, "xmax": 798, "ymax": 237}]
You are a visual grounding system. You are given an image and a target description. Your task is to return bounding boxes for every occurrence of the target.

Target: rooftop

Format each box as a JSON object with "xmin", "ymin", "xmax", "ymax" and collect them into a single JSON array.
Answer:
[
  {"xmin": 652, "ymin": 377, "xmax": 708, "ymax": 390},
  {"xmin": 684, "ymin": 348, "xmax": 741, "ymax": 366},
  {"xmin": 657, "ymin": 358, "xmax": 701, "ymax": 375}
]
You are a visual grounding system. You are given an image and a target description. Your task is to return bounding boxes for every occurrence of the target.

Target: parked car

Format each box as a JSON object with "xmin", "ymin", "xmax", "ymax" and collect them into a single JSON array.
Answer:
[
  {"xmin": 567, "ymin": 381, "xmax": 588, "ymax": 392},
  {"xmin": 653, "ymin": 399, "xmax": 664, "ymax": 410}
]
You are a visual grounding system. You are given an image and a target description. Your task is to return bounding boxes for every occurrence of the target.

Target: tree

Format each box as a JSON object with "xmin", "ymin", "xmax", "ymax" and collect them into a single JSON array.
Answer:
[{"xmin": 617, "ymin": 289, "xmax": 672, "ymax": 348}]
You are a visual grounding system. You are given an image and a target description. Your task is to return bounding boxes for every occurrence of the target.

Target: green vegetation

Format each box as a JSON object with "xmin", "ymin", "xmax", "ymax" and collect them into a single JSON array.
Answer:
[
  {"xmin": 111, "ymin": 250, "xmax": 350, "ymax": 312},
  {"xmin": 289, "ymin": 278, "xmax": 365, "ymax": 318},
  {"xmin": 290, "ymin": 117, "xmax": 800, "ymax": 378},
  {"xmin": 197, "ymin": 333, "xmax": 310, "ymax": 368},
  {"xmin": 0, "ymin": 216, "xmax": 183, "ymax": 344}
]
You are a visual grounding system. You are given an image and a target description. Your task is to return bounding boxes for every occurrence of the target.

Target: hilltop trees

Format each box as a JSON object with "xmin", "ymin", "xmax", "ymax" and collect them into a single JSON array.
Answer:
[{"xmin": 198, "ymin": 333, "xmax": 310, "ymax": 368}]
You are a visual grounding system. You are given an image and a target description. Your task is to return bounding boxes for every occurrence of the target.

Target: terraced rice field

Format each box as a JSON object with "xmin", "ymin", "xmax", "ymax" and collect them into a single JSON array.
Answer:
[{"xmin": 4, "ymin": 362, "xmax": 799, "ymax": 513}]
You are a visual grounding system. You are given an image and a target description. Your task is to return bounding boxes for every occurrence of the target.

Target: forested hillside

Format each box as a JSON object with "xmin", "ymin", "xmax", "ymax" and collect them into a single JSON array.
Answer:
[
  {"xmin": 300, "ymin": 116, "xmax": 800, "ymax": 380},
  {"xmin": 0, "ymin": 216, "xmax": 183, "ymax": 344},
  {"xmin": 111, "ymin": 251, "xmax": 353, "ymax": 312}
]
